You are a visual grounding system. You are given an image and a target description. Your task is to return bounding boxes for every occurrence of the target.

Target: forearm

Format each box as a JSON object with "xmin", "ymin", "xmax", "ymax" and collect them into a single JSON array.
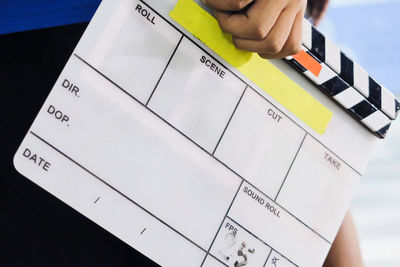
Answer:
[{"xmin": 323, "ymin": 211, "xmax": 364, "ymax": 267}]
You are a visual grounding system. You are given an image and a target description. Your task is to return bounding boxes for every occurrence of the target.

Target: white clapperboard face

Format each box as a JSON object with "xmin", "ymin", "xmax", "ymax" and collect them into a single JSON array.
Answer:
[{"xmin": 12, "ymin": 0, "xmax": 396, "ymax": 267}]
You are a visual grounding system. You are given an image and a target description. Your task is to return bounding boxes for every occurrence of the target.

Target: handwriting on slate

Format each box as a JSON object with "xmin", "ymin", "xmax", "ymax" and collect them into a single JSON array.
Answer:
[{"xmin": 219, "ymin": 222, "xmax": 256, "ymax": 267}]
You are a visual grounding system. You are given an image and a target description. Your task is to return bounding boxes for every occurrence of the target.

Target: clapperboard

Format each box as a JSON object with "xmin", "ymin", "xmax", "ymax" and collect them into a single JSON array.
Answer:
[{"xmin": 13, "ymin": 0, "xmax": 399, "ymax": 267}]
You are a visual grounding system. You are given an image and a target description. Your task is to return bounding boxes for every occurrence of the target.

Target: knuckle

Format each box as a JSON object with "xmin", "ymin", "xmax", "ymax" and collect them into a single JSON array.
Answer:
[
  {"xmin": 228, "ymin": 0, "xmax": 246, "ymax": 11},
  {"xmin": 217, "ymin": 20, "xmax": 228, "ymax": 32},
  {"xmin": 287, "ymin": 44, "xmax": 301, "ymax": 55},
  {"xmin": 285, "ymin": 39, "xmax": 302, "ymax": 55},
  {"xmin": 250, "ymin": 25, "xmax": 268, "ymax": 40},
  {"xmin": 215, "ymin": 16, "xmax": 230, "ymax": 33},
  {"xmin": 266, "ymin": 40, "xmax": 283, "ymax": 54},
  {"xmin": 232, "ymin": 38, "xmax": 244, "ymax": 49}
]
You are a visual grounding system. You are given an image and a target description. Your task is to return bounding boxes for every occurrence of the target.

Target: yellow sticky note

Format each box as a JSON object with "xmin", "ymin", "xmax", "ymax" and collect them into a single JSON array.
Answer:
[{"xmin": 169, "ymin": 0, "xmax": 332, "ymax": 134}]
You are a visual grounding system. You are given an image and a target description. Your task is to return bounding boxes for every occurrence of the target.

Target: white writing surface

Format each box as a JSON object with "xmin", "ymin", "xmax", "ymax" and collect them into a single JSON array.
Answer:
[{"xmin": 14, "ymin": 0, "xmax": 376, "ymax": 266}]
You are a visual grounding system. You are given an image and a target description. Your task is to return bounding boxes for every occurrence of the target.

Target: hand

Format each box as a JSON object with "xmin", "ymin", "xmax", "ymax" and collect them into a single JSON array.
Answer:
[{"xmin": 202, "ymin": 0, "xmax": 307, "ymax": 59}]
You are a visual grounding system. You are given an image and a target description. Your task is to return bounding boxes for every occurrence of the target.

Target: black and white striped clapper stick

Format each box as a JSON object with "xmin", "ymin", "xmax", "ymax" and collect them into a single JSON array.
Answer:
[
  {"xmin": 302, "ymin": 19, "xmax": 400, "ymax": 120},
  {"xmin": 285, "ymin": 46, "xmax": 392, "ymax": 138}
]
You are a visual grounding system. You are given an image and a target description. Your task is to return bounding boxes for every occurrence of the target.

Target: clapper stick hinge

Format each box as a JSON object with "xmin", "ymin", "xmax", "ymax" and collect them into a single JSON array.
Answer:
[{"xmin": 301, "ymin": 19, "xmax": 400, "ymax": 121}]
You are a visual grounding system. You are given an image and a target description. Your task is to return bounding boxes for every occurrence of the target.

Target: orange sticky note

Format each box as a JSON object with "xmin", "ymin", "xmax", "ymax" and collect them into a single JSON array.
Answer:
[{"xmin": 293, "ymin": 50, "xmax": 322, "ymax": 77}]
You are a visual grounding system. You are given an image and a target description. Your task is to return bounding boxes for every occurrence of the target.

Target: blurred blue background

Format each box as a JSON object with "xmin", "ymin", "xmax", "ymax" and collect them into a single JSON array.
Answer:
[{"xmin": 320, "ymin": 1, "xmax": 400, "ymax": 266}]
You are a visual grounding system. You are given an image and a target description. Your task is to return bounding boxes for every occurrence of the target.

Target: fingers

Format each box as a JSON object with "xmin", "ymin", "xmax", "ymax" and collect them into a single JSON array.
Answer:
[
  {"xmin": 232, "ymin": 5, "xmax": 298, "ymax": 54},
  {"xmin": 204, "ymin": 0, "xmax": 307, "ymax": 58},
  {"xmin": 259, "ymin": 8, "xmax": 304, "ymax": 59},
  {"xmin": 202, "ymin": 0, "xmax": 254, "ymax": 11},
  {"xmin": 214, "ymin": 0, "xmax": 284, "ymax": 40}
]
